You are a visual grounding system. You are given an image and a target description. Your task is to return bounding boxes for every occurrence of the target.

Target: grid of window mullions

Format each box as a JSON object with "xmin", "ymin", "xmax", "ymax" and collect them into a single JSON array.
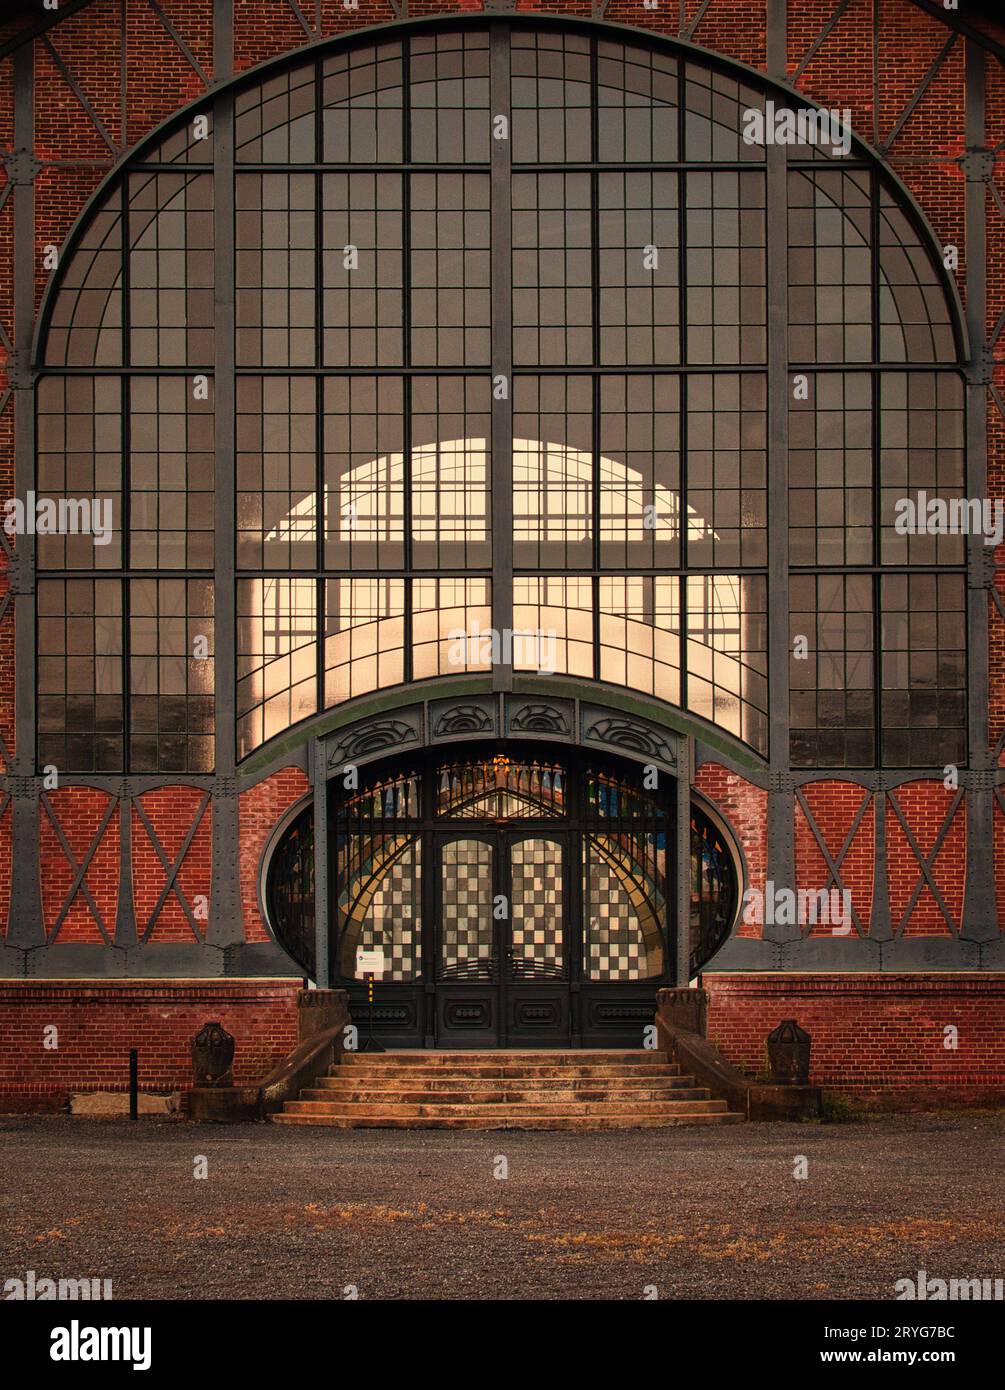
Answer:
[
  {"xmin": 38, "ymin": 26, "xmax": 967, "ymax": 775},
  {"xmin": 788, "ymin": 568, "xmax": 967, "ymax": 769}
]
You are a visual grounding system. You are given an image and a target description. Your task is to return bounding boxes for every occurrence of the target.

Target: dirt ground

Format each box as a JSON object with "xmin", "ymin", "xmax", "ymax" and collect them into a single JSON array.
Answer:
[{"xmin": 2, "ymin": 1111, "xmax": 1004, "ymax": 1301}]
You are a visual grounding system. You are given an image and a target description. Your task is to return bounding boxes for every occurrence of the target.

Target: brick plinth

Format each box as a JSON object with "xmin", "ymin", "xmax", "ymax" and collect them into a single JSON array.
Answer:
[
  {"xmin": 0, "ymin": 980, "xmax": 301, "ymax": 1114},
  {"xmin": 704, "ymin": 972, "xmax": 1005, "ymax": 1107}
]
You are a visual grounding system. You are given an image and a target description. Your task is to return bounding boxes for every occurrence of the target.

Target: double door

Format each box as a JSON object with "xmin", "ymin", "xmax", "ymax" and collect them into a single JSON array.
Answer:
[{"xmin": 434, "ymin": 827, "xmax": 574, "ymax": 1047}]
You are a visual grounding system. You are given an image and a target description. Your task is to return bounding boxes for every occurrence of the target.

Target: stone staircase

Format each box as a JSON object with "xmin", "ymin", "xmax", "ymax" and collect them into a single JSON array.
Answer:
[{"xmin": 272, "ymin": 1050, "xmax": 745, "ymax": 1129}]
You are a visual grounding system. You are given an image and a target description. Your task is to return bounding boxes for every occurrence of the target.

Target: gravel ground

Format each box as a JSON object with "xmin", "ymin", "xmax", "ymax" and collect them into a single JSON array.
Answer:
[{"xmin": 2, "ymin": 1112, "xmax": 1004, "ymax": 1301}]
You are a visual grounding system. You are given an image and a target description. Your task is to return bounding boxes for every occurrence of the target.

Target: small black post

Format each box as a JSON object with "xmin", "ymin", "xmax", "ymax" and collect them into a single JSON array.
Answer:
[
  {"xmin": 360, "ymin": 972, "xmax": 384, "ymax": 1054},
  {"xmin": 128, "ymin": 1049, "xmax": 138, "ymax": 1121}
]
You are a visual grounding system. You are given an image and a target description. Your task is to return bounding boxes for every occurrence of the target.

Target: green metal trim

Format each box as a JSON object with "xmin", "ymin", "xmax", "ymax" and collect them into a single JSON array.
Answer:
[{"xmin": 237, "ymin": 675, "xmax": 765, "ymax": 781}]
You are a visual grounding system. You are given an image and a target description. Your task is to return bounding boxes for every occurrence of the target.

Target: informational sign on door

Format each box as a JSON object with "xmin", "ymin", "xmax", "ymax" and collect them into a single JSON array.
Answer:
[{"xmin": 356, "ymin": 948, "xmax": 385, "ymax": 977}]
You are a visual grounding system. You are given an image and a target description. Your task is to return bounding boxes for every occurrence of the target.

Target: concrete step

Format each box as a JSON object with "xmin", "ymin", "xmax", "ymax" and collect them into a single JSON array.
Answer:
[
  {"xmin": 274, "ymin": 1047, "xmax": 743, "ymax": 1131},
  {"xmin": 283, "ymin": 1097, "xmax": 729, "ymax": 1118},
  {"xmin": 310, "ymin": 1074, "xmax": 698, "ymax": 1092},
  {"xmin": 273, "ymin": 1112, "xmax": 745, "ymax": 1130},
  {"xmin": 339, "ymin": 1050, "xmax": 666, "ymax": 1067},
  {"xmin": 299, "ymin": 1085, "xmax": 712, "ymax": 1104},
  {"xmin": 332, "ymin": 1062, "xmax": 681, "ymax": 1080}
]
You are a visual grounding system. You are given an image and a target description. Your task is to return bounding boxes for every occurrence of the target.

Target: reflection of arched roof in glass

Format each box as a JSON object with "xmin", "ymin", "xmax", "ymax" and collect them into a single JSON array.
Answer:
[{"xmin": 34, "ymin": 19, "xmax": 966, "ymax": 777}]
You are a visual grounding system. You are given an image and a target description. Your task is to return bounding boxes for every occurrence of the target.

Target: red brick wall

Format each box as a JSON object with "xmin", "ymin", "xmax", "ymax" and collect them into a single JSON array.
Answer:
[
  {"xmin": 40, "ymin": 787, "xmax": 120, "ymax": 943},
  {"xmin": 795, "ymin": 782, "xmax": 874, "ymax": 937},
  {"xmin": 705, "ymin": 972, "xmax": 1005, "ymax": 1106},
  {"xmin": 131, "ymin": 787, "xmax": 212, "ymax": 943},
  {"xmin": 0, "ymin": 979, "xmax": 301, "ymax": 1113},
  {"xmin": 886, "ymin": 780, "xmax": 966, "ymax": 937},
  {"xmin": 239, "ymin": 767, "xmax": 310, "ymax": 944}
]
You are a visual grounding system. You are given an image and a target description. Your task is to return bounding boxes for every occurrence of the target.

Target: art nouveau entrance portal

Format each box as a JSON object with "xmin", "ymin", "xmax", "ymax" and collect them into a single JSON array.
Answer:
[{"xmin": 267, "ymin": 743, "xmax": 738, "ymax": 1048}]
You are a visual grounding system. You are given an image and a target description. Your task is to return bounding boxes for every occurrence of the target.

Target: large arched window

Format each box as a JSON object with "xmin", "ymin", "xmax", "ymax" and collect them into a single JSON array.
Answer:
[{"xmin": 35, "ymin": 21, "xmax": 965, "ymax": 774}]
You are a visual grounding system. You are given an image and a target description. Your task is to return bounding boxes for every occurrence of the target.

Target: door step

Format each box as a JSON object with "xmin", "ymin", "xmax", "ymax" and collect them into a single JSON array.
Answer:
[{"xmin": 274, "ymin": 1050, "xmax": 744, "ymax": 1129}]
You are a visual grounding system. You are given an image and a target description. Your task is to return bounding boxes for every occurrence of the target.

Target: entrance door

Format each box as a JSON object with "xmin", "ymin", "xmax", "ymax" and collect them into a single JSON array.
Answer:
[{"xmin": 433, "ymin": 829, "xmax": 572, "ymax": 1047}]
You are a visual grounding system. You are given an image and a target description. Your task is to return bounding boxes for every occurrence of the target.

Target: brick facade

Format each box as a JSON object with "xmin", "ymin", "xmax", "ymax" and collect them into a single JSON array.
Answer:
[
  {"xmin": 0, "ymin": 1, "xmax": 1002, "ymax": 1100},
  {"xmin": 0, "ymin": 979, "xmax": 301, "ymax": 1112},
  {"xmin": 704, "ymin": 972, "xmax": 1005, "ymax": 1107}
]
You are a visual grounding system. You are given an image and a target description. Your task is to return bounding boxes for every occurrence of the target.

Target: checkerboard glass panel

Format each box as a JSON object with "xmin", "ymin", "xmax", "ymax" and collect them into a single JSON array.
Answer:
[
  {"xmin": 353, "ymin": 838, "xmax": 422, "ymax": 983},
  {"xmin": 509, "ymin": 838, "xmax": 565, "ymax": 980},
  {"xmin": 584, "ymin": 837, "xmax": 664, "ymax": 982},
  {"xmin": 439, "ymin": 838, "xmax": 494, "ymax": 982}
]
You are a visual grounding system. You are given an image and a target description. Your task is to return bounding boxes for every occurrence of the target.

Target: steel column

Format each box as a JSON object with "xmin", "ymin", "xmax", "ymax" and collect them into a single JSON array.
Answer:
[
  {"xmin": 489, "ymin": 23, "xmax": 513, "ymax": 692},
  {"xmin": 311, "ymin": 737, "xmax": 330, "ymax": 987},
  {"xmin": 960, "ymin": 38, "xmax": 997, "ymax": 942},
  {"xmin": 763, "ymin": 0, "xmax": 798, "ymax": 945},
  {"xmin": 675, "ymin": 736, "xmax": 692, "ymax": 985},
  {"xmin": 208, "ymin": 0, "xmax": 244, "ymax": 949},
  {"xmin": 8, "ymin": 40, "xmax": 44, "ymax": 950}
]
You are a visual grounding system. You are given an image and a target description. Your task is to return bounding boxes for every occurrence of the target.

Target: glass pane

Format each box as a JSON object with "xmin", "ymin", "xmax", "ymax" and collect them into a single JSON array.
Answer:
[
  {"xmin": 437, "ymin": 757, "xmax": 567, "ymax": 820},
  {"xmin": 439, "ymin": 838, "xmax": 494, "ymax": 981},
  {"xmin": 509, "ymin": 838, "xmax": 564, "ymax": 979},
  {"xmin": 350, "ymin": 838, "xmax": 422, "ymax": 983},
  {"xmin": 584, "ymin": 835, "xmax": 665, "ymax": 982}
]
